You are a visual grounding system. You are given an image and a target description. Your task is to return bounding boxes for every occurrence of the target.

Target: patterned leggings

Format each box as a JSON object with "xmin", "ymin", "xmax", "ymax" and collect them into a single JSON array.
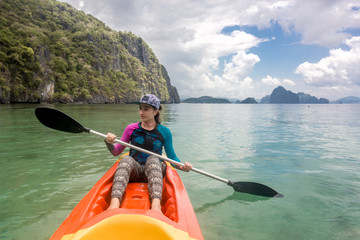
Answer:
[{"xmin": 111, "ymin": 155, "xmax": 167, "ymax": 202}]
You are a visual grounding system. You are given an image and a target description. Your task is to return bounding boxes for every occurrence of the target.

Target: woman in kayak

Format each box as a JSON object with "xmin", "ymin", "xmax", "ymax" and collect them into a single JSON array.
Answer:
[{"xmin": 105, "ymin": 94, "xmax": 192, "ymax": 213}]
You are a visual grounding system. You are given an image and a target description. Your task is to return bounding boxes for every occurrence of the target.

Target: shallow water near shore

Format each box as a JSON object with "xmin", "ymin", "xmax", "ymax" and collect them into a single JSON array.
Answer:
[{"xmin": 1, "ymin": 103, "xmax": 359, "ymax": 240}]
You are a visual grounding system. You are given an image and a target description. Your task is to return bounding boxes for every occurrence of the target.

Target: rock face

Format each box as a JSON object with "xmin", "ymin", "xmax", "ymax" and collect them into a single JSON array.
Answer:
[
  {"xmin": 0, "ymin": 0, "xmax": 179, "ymax": 104},
  {"xmin": 161, "ymin": 65, "xmax": 180, "ymax": 103},
  {"xmin": 270, "ymin": 86, "xmax": 299, "ymax": 103}
]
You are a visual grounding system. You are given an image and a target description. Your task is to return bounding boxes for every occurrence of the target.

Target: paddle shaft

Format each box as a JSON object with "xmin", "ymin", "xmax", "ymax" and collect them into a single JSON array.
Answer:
[
  {"xmin": 90, "ymin": 129, "xmax": 229, "ymax": 184},
  {"xmin": 35, "ymin": 107, "xmax": 281, "ymax": 197}
]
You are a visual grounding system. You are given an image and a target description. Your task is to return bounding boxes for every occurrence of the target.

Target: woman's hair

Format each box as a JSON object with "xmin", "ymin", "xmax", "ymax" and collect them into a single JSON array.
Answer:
[{"xmin": 154, "ymin": 105, "xmax": 162, "ymax": 124}]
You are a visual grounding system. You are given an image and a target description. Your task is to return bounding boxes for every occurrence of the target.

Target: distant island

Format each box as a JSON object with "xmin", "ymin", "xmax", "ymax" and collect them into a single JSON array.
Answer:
[
  {"xmin": 181, "ymin": 86, "xmax": 359, "ymax": 105},
  {"xmin": 331, "ymin": 96, "xmax": 360, "ymax": 104},
  {"xmin": 235, "ymin": 97, "xmax": 258, "ymax": 104},
  {"xmin": 260, "ymin": 86, "xmax": 329, "ymax": 104},
  {"xmin": 182, "ymin": 96, "xmax": 230, "ymax": 103},
  {"xmin": 183, "ymin": 86, "xmax": 360, "ymax": 104}
]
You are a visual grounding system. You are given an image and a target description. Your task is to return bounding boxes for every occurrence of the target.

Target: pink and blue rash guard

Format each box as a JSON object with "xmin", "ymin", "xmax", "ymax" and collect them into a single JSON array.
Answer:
[{"xmin": 110, "ymin": 122, "xmax": 181, "ymax": 165}]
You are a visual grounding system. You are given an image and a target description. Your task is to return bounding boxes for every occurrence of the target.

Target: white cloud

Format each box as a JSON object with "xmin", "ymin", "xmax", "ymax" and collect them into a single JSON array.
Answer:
[
  {"xmin": 223, "ymin": 52, "xmax": 260, "ymax": 83},
  {"xmin": 261, "ymin": 75, "xmax": 281, "ymax": 86},
  {"xmin": 295, "ymin": 36, "xmax": 360, "ymax": 87},
  {"xmin": 175, "ymin": 50, "xmax": 260, "ymax": 99},
  {"xmin": 283, "ymin": 79, "xmax": 296, "ymax": 86},
  {"xmin": 261, "ymin": 75, "xmax": 296, "ymax": 87}
]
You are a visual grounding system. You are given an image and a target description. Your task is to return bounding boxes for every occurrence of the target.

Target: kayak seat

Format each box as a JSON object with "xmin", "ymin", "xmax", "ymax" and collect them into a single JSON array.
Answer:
[
  {"xmin": 120, "ymin": 172, "xmax": 179, "ymax": 223},
  {"xmin": 119, "ymin": 161, "xmax": 179, "ymax": 223},
  {"xmin": 119, "ymin": 180, "xmax": 178, "ymax": 222},
  {"xmin": 121, "ymin": 183, "xmax": 151, "ymax": 209}
]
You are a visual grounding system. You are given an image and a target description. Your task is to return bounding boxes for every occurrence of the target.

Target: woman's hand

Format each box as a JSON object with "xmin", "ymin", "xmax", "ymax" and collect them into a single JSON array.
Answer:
[
  {"xmin": 106, "ymin": 133, "xmax": 117, "ymax": 144},
  {"xmin": 181, "ymin": 162, "xmax": 192, "ymax": 172}
]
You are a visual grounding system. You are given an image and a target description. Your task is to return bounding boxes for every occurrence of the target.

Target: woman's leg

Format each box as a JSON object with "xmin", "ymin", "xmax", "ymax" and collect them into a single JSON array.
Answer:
[
  {"xmin": 145, "ymin": 156, "xmax": 166, "ymax": 212},
  {"xmin": 108, "ymin": 155, "xmax": 141, "ymax": 209}
]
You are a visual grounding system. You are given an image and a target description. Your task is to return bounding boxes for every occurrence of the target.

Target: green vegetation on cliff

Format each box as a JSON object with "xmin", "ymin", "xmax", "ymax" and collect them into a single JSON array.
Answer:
[{"xmin": 0, "ymin": 0, "xmax": 179, "ymax": 103}]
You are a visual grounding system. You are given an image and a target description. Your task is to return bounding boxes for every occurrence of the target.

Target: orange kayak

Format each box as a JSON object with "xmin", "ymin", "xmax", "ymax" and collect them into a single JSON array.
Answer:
[{"xmin": 50, "ymin": 155, "xmax": 204, "ymax": 240}]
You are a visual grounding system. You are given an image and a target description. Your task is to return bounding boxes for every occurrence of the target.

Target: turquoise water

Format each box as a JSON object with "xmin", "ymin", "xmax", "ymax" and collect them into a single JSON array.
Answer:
[{"xmin": 1, "ymin": 104, "xmax": 359, "ymax": 240}]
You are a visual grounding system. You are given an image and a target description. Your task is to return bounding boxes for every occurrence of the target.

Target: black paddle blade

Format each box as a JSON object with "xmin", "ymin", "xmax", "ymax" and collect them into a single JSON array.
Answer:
[
  {"xmin": 228, "ymin": 181, "xmax": 283, "ymax": 198},
  {"xmin": 35, "ymin": 107, "xmax": 89, "ymax": 133}
]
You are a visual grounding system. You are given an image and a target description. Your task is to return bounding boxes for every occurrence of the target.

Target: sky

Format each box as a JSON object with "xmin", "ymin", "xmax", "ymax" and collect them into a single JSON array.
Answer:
[{"xmin": 60, "ymin": 0, "xmax": 360, "ymax": 101}]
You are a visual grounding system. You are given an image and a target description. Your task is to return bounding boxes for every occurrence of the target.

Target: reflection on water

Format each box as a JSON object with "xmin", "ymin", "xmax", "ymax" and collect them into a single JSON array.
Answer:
[
  {"xmin": 1, "ymin": 104, "xmax": 360, "ymax": 240},
  {"xmin": 195, "ymin": 191, "xmax": 271, "ymax": 213}
]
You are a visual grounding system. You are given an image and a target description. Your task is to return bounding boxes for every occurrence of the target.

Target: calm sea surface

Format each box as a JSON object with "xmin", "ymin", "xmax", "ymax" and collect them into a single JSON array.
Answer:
[{"xmin": 1, "ymin": 103, "xmax": 359, "ymax": 240}]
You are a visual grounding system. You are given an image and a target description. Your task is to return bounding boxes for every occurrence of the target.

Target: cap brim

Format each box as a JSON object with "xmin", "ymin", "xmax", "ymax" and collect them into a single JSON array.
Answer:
[{"xmin": 137, "ymin": 102, "xmax": 158, "ymax": 109}]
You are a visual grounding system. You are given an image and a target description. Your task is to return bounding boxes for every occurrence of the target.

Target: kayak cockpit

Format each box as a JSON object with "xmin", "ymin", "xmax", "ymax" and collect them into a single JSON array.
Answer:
[{"xmin": 50, "ymin": 157, "xmax": 203, "ymax": 240}]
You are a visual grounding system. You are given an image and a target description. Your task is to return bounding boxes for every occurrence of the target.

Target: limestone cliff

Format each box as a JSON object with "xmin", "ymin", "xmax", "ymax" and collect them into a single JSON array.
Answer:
[{"xmin": 0, "ymin": 0, "xmax": 179, "ymax": 104}]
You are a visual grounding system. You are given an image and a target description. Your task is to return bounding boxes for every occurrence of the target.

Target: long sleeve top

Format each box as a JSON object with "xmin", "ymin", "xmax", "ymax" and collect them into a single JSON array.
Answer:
[{"xmin": 105, "ymin": 122, "xmax": 181, "ymax": 165}]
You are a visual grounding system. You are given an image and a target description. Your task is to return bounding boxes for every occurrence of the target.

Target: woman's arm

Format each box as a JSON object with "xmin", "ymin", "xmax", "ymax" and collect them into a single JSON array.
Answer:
[
  {"xmin": 160, "ymin": 125, "xmax": 192, "ymax": 172},
  {"xmin": 105, "ymin": 123, "xmax": 138, "ymax": 156}
]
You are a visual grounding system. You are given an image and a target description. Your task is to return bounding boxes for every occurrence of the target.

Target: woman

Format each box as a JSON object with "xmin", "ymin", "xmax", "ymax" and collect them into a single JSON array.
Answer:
[{"xmin": 105, "ymin": 94, "xmax": 192, "ymax": 213}]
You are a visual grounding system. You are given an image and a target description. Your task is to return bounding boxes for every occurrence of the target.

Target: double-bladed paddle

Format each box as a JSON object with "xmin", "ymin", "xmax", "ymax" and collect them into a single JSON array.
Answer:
[{"xmin": 35, "ymin": 107, "xmax": 283, "ymax": 198}]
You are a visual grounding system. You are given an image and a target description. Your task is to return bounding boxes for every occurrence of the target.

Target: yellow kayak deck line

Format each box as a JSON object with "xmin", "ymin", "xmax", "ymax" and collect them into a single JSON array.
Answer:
[{"xmin": 61, "ymin": 214, "xmax": 197, "ymax": 240}]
